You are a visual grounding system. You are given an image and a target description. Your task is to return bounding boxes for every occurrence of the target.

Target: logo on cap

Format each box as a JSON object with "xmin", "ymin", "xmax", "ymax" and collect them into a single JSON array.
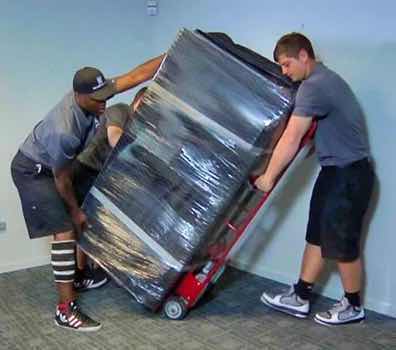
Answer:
[{"xmin": 92, "ymin": 76, "xmax": 105, "ymax": 90}]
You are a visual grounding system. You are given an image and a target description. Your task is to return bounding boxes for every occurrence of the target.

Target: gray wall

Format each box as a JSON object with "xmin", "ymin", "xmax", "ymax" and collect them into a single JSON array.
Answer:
[{"xmin": 1, "ymin": 0, "xmax": 394, "ymax": 316}]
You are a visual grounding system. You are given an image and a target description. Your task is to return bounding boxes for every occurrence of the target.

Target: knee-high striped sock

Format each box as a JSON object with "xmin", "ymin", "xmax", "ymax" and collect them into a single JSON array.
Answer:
[{"xmin": 51, "ymin": 240, "xmax": 76, "ymax": 283}]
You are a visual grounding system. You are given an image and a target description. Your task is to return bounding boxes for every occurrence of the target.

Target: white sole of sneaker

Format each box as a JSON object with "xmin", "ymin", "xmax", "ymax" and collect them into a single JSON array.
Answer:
[
  {"xmin": 260, "ymin": 294, "xmax": 309, "ymax": 319},
  {"xmin": 77, "ymin": 278, "xmax": 109, "ymax": 292},
  {"xmin": 90, "ymin": 278, "xmax": 109, "ymax": 289},
  {"xmin": 54, "ymin": 320, "xmax": 102, "ymax": 332},
  {"xmin": 313, "ymin": 316, "xmax": 365, "ymax": 326}
]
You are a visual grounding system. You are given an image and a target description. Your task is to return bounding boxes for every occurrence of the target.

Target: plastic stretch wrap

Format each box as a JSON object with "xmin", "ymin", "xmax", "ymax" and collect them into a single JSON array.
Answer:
[{"xmin": 80, "ymin": 29, "xmax": 296, "ymax": 310}]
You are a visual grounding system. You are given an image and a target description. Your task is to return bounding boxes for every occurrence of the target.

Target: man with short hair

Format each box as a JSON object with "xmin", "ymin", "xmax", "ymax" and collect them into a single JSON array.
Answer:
[
  {"xmin": 11, "ymin": 57, "xmax": 163, "ymax": 331},
  {"xmin": 256, "ymin": 33, "xmax": 374, "ymax": 326},
  {"xmin": 72, "ymin": 87, "xmax": 147, "ymax": 290}
]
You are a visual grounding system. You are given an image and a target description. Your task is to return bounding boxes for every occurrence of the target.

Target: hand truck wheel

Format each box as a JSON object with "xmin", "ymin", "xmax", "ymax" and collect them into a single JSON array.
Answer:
[{"xmin": 164, "ymin": 296, "xmax": 188, "ymax": 320}]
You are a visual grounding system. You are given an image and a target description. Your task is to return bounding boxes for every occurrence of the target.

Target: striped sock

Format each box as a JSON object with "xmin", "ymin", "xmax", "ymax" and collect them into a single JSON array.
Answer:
[{"xmin": 51, "ymin": 240, "xmax": 76, "ymax": 283}]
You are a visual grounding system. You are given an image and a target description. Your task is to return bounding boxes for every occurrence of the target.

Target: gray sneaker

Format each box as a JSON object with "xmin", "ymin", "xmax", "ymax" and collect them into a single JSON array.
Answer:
[
  {"xmin": 260, "ymin": 286, "xmax": 310, "ymax": 318},
  {"xmin": 314, "ymin": 297, "xmax": 365, "ymax": 326}
]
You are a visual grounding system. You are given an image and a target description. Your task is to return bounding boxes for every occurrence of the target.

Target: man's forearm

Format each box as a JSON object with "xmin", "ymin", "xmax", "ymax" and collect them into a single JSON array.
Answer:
[
  {"xmin": 255, "ymin": 116, "xmax": 312, "ymax": 192},
  {"xmin": 107, "ymin": 125, "xmax": 123, "ymax": 148},
  {"xmin": 264, "ymin": 135, "xmax": 300, "ymax": 184},
  {"xmin": 53, "ymin": 168, "xmax": 80, "ymax": 214},
  {"xmin": 114, "ymin": 54, "xmax": 165, "ymax": 94}
]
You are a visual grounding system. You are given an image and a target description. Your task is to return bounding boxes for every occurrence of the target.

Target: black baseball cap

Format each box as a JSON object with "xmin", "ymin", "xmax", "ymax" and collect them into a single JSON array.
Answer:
[{"xmin": 73, "ymin": 67, "xmax": 116, "ymax": 101}]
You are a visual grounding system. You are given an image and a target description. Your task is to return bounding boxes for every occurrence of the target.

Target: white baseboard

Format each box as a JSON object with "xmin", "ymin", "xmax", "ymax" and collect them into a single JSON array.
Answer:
[
  {"xmin": 0, "ymin": 255, "xmax": 50, "ymax": 274},
  {"xmin": 230, "ymin": 260, "xmax": 396, "ymax": 318}
]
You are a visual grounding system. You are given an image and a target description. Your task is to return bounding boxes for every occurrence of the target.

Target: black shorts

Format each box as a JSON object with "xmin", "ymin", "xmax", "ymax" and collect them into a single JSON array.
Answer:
[
  {"xmin": 306, "ymin": 158, "xmax": 374, "ymax": 261},
  {"xmin": 11, "ymin": 151, "xmax": 73, "ymax": 239}
]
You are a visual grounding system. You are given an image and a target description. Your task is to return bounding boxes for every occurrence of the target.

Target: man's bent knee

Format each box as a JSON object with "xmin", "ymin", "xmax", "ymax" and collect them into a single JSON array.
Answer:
[{"xmin": 54, "ymin": 230, "xmax": 75, "ymax": 241}]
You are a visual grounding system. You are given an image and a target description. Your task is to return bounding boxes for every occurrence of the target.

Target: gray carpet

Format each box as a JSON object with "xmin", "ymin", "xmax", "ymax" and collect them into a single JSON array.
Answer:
[{"xmin": 0, "ymin": 265, "xmax": 395, "ymax": 350}]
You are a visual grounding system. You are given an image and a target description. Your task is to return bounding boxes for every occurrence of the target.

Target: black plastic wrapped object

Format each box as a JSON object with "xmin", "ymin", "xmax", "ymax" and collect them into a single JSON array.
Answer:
[{"xmin": 80, "ymin": 29, "xmax": 295, "ymax": 310}]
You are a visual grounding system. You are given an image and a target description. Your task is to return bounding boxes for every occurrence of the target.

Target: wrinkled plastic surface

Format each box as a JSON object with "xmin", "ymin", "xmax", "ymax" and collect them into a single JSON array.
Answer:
[{"xmin": 80, "ymin": 29, "xmax": 295, "ymax": 310}]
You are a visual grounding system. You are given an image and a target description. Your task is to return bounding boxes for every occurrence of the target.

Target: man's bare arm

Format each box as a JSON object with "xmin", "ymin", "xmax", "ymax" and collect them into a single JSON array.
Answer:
[
  {"xmin": 53, "ymin": 165, "xmax": 86, "ymax": 234},
  {"xmin": 107, "ymin": 125, "xmax": 124, "ymax": 148},
  {"xmin": 255, "ymin": 115, "xmax": 312, "ymax": 192},
  {"xmin": 113, "ymin": 54, "xmax": 165, "ymax": 94}
]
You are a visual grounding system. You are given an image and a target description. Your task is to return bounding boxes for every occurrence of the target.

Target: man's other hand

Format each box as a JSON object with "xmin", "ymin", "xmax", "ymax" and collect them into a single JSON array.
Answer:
[{"xmin": 254, "ymin": 174, "xmax": 275, "ymax": 193}]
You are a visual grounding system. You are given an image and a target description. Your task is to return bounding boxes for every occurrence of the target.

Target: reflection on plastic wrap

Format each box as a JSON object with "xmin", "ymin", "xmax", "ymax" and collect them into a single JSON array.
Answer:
[
  {"xmin": 82, "ymin": 193, "xmax": 181, "ymax": 308},
  {"xmin": 80, "ymin": 29, "xmax": 295, "ymax": 310}
]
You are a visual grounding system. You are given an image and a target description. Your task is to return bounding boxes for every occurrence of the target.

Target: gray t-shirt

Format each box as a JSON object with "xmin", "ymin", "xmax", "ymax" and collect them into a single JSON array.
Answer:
[
  {"xmin": 19, "ymin": 91, "xmax": 98, "ymax": 170},
  {"xmin": 293, "ymin": 63, "xmax": 370, "ymax": 166},
  {"xmin": 77, "ymin": 103, "xmax": 132, "ymax": 171}
]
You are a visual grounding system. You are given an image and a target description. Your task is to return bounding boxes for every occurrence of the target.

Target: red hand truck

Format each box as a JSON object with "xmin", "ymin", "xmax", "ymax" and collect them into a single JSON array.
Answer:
[{"xmin": 163, "ymin": 122, "xmax": 317, "ymax": 319}]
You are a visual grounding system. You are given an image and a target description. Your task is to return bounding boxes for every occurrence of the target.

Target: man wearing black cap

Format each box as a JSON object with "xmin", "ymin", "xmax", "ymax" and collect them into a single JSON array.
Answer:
[{"xmin": 10, "ymin": 55, "xmax": 164, "ymax": 332}]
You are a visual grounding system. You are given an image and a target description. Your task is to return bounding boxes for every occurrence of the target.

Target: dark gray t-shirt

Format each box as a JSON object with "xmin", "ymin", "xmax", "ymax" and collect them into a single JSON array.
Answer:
[
  {"xmin": 77, "ymin": 103, "xmax": 132, "ymax": 171},
  {"xmin": 19, "ymin": 91, "xmax": 98, "ymax": 170},
  {"xmin": 293, "ymin": 63, "xmax": 370, "ymax": 166}
]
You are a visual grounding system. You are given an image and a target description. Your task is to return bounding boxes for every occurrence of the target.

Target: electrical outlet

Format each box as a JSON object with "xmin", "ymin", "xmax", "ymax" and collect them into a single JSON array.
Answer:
[
  {"xmin": 0, "ymin": 220, "xmax": 6, "ymax": 232},
  {"xmin": 147, "ymin": 0, "xmax": 158, "ymax": 16}
]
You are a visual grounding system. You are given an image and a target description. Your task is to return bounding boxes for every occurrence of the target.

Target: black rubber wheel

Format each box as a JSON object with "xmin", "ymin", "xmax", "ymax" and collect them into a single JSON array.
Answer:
[{"xmin": 164, "ymin": 296, "xmax": 188, "ymax": 320}]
